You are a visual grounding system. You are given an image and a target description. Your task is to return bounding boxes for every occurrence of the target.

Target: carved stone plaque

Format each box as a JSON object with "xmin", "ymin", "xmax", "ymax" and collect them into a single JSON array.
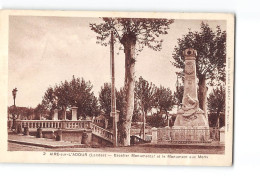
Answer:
[{"xmin": 185, "ymin": 61, "xmax": 194, "ymax": 75}]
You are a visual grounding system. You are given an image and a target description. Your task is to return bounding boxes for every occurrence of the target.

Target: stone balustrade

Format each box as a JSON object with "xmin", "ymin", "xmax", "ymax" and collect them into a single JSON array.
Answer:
[
  {"xmin": 9, "ymin": 119, "xmax": 113, "ymax": 143},
  {"xmin": 90, "ymin": 123, "xmax": 113, "ymax": 143},
  {"xmin": 12, "ymin": 120, "xmax": 91, "ymax": 130},
  {"xmin": 63, "ymin": 121, "xmax": 91, "ymax": 129}
]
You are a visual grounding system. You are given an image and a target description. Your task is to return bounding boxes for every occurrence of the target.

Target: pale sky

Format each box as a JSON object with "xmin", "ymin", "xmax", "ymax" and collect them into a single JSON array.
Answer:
[{"xmin": 8, "ymin": 16, "xmax": 226, "ymax": 108}]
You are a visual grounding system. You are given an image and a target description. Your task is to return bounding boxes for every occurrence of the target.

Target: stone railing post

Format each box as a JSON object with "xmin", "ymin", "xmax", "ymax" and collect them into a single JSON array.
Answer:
[
  {"xmin": 23, "ymin": 126, "xmax": 29, "ymax": 136},
  {"xmin": 171, "ymin": 126, "xmax": 176, "ymax": 141},
  {"xmin": 16, "ymin": 120, "xmax": 23, "ymax": 134},
  {"xmin": 81, "ymin": 129, "xmax": 92, "ymax": 146},
  {"xmin": 52, "ymin": 109, "xmax": 59, "ymax": 120},
  {"xmin": 56, "ymin": 128, "xmax": 62, "ymax": 141},
  {"xmin": 71, "ymin": 107, "xmax": 78, "ymax": 121},
  {"xmin": 165, "ymin": 126, "xmax": 171, "ymax": 141},
  {"xmin": 61, "ymin": 120, "xmax": 66, "ymax": 129},
  {"xmin": 50, "ymin": 130, "xmax": 56, "ymax": 139},
  {"xmin": 81, "ymin": 130, "xmax": 88, "ymax": 144},
  {"xmin": 36, "ymin": 127, "xmax": 43, "ymax": 138},
  {"xmin": 151, "ymin": 127, "xmax": 158, "ymax": 144},
  {"xmin": 219, "ymin": 126, "xmax": 225, "ymax": 144}
]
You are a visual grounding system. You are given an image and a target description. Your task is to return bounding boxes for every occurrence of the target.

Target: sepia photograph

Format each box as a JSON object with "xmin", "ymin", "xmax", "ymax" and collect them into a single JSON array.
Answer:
[{"xmin": 0, "ymin": 10, "xmax": 234, "ymax": 166}]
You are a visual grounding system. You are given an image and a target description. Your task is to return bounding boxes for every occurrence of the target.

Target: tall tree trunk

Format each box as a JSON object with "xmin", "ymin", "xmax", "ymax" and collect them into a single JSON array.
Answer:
[
  {"xmin": 121, "ymin": 32, "xmax": 136, "ymax": 146},
  {"xmin": 216, "ymin": 108, "xmax": 221, "ymax": 128},
  {"xmin": 198, "ymin": 75, "xmax": 208, "ymax": 119}
]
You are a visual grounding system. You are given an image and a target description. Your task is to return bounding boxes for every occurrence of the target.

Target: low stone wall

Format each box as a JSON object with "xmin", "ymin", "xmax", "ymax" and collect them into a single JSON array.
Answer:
[
  {"xmin": 28, "ymin": 129, "xmax": 112, "ymax": 147},
  {"xmin": 29, "ymin": 129, "xmax": 85, "ymax": 143}
]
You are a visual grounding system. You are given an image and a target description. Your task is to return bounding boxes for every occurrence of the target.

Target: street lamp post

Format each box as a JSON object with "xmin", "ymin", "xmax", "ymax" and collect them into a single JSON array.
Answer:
[
  {"xmin": 11, "ymin": 88, "xmax": 18, "ymax": 130},
  {"xmin": 110, "ymin": 31, "xmax": 118, "ymax": 147}
]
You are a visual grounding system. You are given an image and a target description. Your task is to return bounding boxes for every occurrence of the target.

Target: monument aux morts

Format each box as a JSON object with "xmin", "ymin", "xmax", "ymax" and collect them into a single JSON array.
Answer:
[{"xmin": 173, "ymin": 48, "xmax": 209, "ymax": 141}]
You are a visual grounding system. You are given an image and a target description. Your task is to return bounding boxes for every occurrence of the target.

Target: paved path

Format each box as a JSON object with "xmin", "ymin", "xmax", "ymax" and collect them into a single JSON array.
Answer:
[
  {"xmin": 8, "ymin": 134, "xmax": 86, "ymax": 148},
  {"xmin": 8, "ymin": 142, "xmax": 224, "ymax": 154},
  {"xmin": 8, "ymin": 134, "xmax": 224, "ymax": 154}
]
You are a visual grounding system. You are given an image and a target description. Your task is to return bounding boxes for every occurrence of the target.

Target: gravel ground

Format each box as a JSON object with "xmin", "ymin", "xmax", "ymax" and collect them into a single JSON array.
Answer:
[{"xmin": 8, "ymin": 142, "xmax": 224, "ymax": 154}]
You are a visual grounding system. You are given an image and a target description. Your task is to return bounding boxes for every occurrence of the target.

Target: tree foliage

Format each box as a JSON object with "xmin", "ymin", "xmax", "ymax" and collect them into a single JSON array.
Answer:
[
  {"xmin": 154, "ymin": 86, "xmax": 174, "ymax": 114},
  {"xmin": 146, "ymin": 113, "xmax": 165, "ymax": 128},
  {"xmin": 208, "ymin": 85, "xmax": 225, "ymax": 127},
  {"xmin": 34, "ymin": 104, "xmax": 48, "ymax": 120},
  {"xmin": 99, "ymin": 83, "xmax": 112, "ymax": 117},
  {"xmin": 208, "ymin": 86, "xmax": 225, "ymax": 113},
  {"xmin": 172, "ymin": 22, "xmax": 226, "ymax": 83},
  {"xmin": 90, "ymin": 18, "xmax": 174, "ymax": 53},
  {"xmin": 41, "ymin": 76, "xmax": 99, "ymax": 119},
  {"xmin": 135, "ymin": 77, "xmax": 155, "ymax": 115},
  {"xmin": 8, "ymin": 106, "xmax": 35, "ymax": 120}
]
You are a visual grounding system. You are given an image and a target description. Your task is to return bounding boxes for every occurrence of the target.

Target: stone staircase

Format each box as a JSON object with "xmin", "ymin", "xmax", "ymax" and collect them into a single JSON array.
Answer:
[{"xmin": 10, "ymin": 119, "xmax": 114, "ymax": 146}]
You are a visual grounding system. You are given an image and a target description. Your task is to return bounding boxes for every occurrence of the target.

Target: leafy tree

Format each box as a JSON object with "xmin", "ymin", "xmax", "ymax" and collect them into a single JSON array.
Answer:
[
  {"xmin": 24, "ymin": 107, "xmax": 34, "ymax": 120},
  {"xmin": 41, "ymin": 76, "xmax": 99, "ymax": 119},
  {"xmin": 154, "ymin": 86, "xmax": 174, "ymax": 126},
  {"xmin": 208, "ymin": 85, "xmax": 225, "ymax": 128},
  {"xmin": 172, "ymin": 22, "xmax": 226, "ymax": 118},
  {"xmin": 135, "ymin": 76, "xmax": 155, "ymax": 139},
  {"xmin": 90, "ymin": 17, "xmax": 174, "ymax": 146},
  {"xmin": 55, "ymin": 80, "xmax": 70, "ymax": 119},
  {"xmin": 146, "ymin": 113, "xmax": 165, "ymax": 128},
  {"xmin": 89, "ymin": 96, "xmax": 100, "ymax": 117},
  {"xmin": 99, "ymin": 83, "xmax": 113, "ymax": 128},
  {"xmin": 34, "ymin": 104, "xmax": 48, "ymax": 120},
  {"xmin": 99, "ymin": 83, "xmax": 111, "ymax": 116},
  {"xmin": 8, "ymin": 106, "xmax": 35, "ymax": 120},
  {"xmin": 42, "ymin": 87, "xmax": 56, "ymax": 113}
]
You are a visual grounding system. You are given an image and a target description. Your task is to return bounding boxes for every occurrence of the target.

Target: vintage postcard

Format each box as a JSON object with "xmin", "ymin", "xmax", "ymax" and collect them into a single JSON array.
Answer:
[{"xmin": 0, "ymin": 10, "xmax": 234, "ymax": 166}]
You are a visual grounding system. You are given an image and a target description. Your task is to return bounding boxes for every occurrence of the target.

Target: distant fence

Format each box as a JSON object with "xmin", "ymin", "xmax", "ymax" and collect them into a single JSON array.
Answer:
[{"xmin": 130, "ymin": 128, "xmax": 152, "ymax": 136}]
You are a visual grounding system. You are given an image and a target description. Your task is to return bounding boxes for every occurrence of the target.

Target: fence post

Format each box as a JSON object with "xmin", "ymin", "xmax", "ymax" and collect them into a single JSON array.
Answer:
[
  {"xmin": 151, "ymin": 127, "xmax": 158, "ymax": 144},
  {"xmin": 36, "ymin": 127, "xmax": 43, "ymax": 138},
  {"xmin": 165, "ymin": 126, "xmax": 171, "ymax": 141},
  {"xmin": 24, "ymin": 126, "xmax": 29, "ymax": 136},
  {"xmin": 204, "ymin": 126, "xmax": 210, "ymax": 141},
  {"xmin": 219, "ymin": 126, "xmax": 225, "ymax": 144}
]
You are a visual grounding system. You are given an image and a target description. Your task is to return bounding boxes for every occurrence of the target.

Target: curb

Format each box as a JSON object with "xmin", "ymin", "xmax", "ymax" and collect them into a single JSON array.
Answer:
[
  {"xmin": 8, "ymin": 139, "xmax": 88, "ymax": 148},
  {"xmin": 139, "ymin": 143, "xmax": 225, "ymax": 149}
]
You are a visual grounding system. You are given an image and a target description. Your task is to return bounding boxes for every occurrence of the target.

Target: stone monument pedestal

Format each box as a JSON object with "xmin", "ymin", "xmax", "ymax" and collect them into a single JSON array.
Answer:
[{"xmin": 174, "ymin": 108, "xmax": 208, "ymax": 127}]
